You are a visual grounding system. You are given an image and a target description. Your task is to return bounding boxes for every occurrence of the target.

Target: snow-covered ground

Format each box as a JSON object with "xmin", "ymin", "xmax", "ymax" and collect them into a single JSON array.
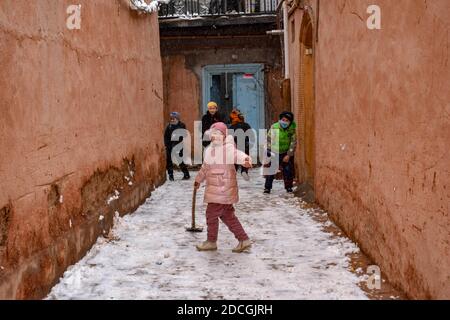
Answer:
[{"xmin": 48, "ymin": 170, "xmax": 368, "ymax": 300}]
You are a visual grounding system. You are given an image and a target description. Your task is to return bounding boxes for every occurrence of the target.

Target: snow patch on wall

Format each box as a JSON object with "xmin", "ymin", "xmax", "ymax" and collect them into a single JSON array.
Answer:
[{"xmin": 130, "ymin": 0, "xmax": 169, "ymax": 14}]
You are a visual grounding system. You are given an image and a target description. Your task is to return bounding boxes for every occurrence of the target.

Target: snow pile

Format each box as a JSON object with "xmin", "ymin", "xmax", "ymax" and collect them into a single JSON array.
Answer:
[
  {"xmin": 106, "ymin": 190, "xmax": 120, "ymax": 205},
  {"xmin": 130, "ymin": 0, "xmax": 169, "ymax": 14},
  {"xmin": 48, "ymin": 170, "xmax": 368, "ymax": 300}
]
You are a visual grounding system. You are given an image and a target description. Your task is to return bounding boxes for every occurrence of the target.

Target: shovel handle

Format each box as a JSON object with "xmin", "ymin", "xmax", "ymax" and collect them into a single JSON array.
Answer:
[{"xmin": 192, "ymin": 187, "xmax": 197, "ymax": 228}]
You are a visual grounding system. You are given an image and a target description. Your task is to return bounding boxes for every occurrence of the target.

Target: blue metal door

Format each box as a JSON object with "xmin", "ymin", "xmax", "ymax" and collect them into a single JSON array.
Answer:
[
  {"xmin": 203, "ymin": 64, "xmax": 265, "ymax": 130},
  {"xmin": 233, "ymin": 73, "xmax": 260, "ymax": 130}
]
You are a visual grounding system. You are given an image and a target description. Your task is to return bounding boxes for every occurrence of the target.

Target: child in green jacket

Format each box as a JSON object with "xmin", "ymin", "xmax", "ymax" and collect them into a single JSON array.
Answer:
[{"xmin": 264, "ymin": 111, "xmax": 297, "ymax": 194}]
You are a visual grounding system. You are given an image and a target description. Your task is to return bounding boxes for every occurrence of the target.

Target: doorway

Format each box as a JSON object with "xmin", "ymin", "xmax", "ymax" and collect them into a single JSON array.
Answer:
[
  {"xmin": 202, "ymin": 64, "xmax": 265, "ymax": 130},
  {"xmin": 298, "ymin": 13, "xmax": 315, "ymax": 197}
]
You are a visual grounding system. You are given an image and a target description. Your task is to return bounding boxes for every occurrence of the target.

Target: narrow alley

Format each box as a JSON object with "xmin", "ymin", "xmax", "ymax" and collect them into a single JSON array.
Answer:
[
  {"xmin": 48, "ymin": 171, "xmax": 370, "ymax": 300},
  {"xmin": 1, "ymin": 0, "xmax": 448, "ymax": 303}
]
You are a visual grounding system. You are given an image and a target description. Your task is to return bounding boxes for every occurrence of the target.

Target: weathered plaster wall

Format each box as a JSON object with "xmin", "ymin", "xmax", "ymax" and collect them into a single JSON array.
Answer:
[
  {"xmin": 289, "ymin": 0, "xmax": 449, "ymax": 299},
  {"xmin": 0, "ymin": 0, "xmax": 165, "ymax": 299}
]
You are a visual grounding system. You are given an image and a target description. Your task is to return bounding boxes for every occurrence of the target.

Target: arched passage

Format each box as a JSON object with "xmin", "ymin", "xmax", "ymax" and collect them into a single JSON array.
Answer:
[{"xmin": 296, "ymin": 12, "xmax": 315, "ymax": 200}]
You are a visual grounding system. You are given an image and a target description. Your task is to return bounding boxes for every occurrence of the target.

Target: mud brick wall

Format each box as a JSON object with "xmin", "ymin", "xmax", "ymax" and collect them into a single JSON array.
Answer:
[
  {"xmin": 0, "ymin": 0, "xmax": 165, "ymax": 299},
  {"xmin": 288, "ymin": 0, "xmax": 449, "ymax": 299}
]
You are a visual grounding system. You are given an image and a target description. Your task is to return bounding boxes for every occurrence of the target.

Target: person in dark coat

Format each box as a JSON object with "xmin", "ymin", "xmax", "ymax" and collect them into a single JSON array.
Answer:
[
  {"xmin": 164, "ymin": 112, "xmax": 190, "ymax": 181},
  {"xmin": 202, "ymin": 101, "xmax": 225, "ymax": 147},
  {"xmin": 229, "ymin": 109, "xmax": 252, "ymax": 181}
]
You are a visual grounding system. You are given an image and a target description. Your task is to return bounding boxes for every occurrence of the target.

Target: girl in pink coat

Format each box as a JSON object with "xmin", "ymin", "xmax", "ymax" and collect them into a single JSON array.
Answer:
[{"xmin": 194, "ymin": 122, "xmax": 252, "ymax": 253}]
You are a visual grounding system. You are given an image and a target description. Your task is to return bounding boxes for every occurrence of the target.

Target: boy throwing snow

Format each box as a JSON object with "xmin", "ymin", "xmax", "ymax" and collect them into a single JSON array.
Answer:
[{"xmin": 194, "ymin": 122, "xmax": 252, "ymax": 253}]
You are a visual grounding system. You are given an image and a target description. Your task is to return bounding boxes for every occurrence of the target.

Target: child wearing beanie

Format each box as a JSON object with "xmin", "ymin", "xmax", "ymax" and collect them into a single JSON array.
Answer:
[{"xmin": 194, "ymin": 122, "xmax": 253, "ymax": 253}]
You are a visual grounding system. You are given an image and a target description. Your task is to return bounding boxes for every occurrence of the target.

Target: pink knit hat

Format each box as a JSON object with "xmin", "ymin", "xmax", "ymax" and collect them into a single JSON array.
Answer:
[{"xmin": 210, "ymin": 122, "xmax": 228, "ymax": 136}]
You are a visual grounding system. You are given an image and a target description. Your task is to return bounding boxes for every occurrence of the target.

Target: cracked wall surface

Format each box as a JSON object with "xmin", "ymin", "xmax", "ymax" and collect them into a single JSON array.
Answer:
[
  {"xmin": 289, "ymin": 0, "xmax": 449, "ymax": 299},
  {"xmin": 0, "ymin": 0, "xmax": 165, "ymax": 299}
]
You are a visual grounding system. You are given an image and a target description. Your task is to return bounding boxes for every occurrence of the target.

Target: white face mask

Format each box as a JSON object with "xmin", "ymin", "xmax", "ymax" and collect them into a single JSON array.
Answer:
[
  {"xmin": 208, "ymin": 107, "xmax": 218, "ymax": 115},
  {"xmin": 170, "ymin": 118, "xmax": 179, "ymax": 125}
]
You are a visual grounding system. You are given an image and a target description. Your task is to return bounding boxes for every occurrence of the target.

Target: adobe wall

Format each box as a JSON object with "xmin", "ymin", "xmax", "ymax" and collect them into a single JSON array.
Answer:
[
  {"xmin": 0, "ymin": 0, "xmax": 165, "ymax": 299},
  {"xmin": 288, "ymin": 0, "xmax": 449, "ymax": 298}
]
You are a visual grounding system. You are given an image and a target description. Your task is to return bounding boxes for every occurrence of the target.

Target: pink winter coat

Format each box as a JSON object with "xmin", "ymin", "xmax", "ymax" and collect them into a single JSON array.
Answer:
[{"xmin": 195, "ymin": 135, "xmax": 251, "ymax": 204}]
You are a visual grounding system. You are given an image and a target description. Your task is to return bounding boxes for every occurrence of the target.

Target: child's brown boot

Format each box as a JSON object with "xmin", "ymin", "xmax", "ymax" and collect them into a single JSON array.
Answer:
[
  {"xmin": 232, "ymin": 239, "xmax": 252, "ymax": 253},
  {"xmin": 196, "ymin": 241, "xmax": 217, "ymax": 251}
]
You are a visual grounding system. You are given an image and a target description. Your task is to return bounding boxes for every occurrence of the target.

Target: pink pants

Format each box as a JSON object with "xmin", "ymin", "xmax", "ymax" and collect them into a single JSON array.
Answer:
[{"xmin": 206, "ymin": 203, "xmax": 249, "ymax": 242}]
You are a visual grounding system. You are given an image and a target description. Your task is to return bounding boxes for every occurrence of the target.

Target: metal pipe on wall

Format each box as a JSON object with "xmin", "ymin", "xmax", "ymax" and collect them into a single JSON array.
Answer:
[{"xmin": 282, "ymin": 0, "xmax": 289, "ymax": 79}]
